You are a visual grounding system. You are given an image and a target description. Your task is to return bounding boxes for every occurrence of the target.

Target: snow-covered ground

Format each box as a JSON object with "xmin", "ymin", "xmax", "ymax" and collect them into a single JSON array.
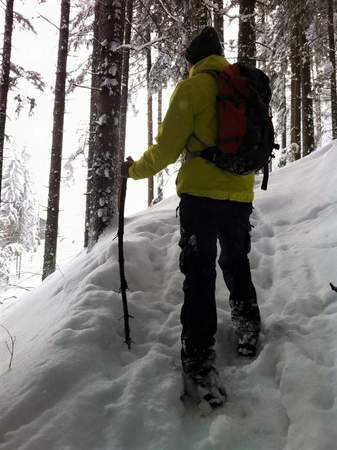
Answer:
[{"xmin": 1, "ymin": 142, "xmax": 337, "ymax": 450}]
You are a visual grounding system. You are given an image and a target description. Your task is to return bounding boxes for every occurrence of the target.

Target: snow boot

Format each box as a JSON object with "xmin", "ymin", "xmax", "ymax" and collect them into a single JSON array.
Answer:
[
  {"xmin": 181, "ymin": 344, "xmax": 227, "ymax": 410},
  {"xmin": 230, "ymin": 299, "xmax": 261, "ymax": 357}
]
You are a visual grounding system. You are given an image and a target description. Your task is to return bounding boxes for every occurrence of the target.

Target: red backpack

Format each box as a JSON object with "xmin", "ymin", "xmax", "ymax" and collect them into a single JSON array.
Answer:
[{"xmin": 194, "ymin": 63, "xmax": 279, "ymax": 190}]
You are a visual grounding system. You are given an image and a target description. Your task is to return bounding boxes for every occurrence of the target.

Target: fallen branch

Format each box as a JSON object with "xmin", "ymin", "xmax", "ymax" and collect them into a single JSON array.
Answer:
[{"xmin": 0, "ymin": 324, "xmax": 15, "ymax": 369}]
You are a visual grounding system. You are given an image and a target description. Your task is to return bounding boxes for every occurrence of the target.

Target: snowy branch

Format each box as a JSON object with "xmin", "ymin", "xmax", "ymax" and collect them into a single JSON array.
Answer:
[
  {"xmin": 117, "ymin": 36, "xmax": 166, "ymax": 53},
  {"xmin": 69, "ymin": 82, "xmax": 101, "ymax": 92},
  {"xmin": 156, "ymin": 0, "xmax": 181, "ymax": 24}
]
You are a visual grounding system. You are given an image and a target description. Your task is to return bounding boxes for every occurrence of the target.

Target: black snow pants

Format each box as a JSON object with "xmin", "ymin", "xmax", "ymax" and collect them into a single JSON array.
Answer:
[{"xmin": 179, "ymin": 194, "xmax": 260, "ymax": 353}]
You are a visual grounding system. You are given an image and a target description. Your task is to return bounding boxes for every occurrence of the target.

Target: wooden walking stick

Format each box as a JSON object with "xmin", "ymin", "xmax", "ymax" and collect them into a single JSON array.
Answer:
[{"xmin": 118, "ymin": 177, "xmax": 132, "ymax": 349}]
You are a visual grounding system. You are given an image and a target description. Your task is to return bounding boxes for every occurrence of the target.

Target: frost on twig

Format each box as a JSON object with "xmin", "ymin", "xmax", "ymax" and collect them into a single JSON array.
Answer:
[{"xmin": 0, "ymin": 324, "xmax": 16, "ymax": 369}]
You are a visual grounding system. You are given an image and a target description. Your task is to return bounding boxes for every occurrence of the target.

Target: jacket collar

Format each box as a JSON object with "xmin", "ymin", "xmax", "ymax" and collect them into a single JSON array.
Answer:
[{"xmin": 189, "ymin": 55, "xmax": 229, "ymax": 78}]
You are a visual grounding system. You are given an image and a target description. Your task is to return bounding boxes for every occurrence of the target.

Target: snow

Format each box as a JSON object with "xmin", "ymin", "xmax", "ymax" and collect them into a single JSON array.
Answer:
[{"xmin": 1, "ymin": 142, "xmax": 337, "ymax": 450}]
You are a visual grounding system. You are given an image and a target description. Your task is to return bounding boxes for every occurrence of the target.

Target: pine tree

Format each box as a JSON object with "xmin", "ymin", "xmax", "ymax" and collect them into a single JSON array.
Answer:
[
  {"xmin": 146, "ymin": 28, "xmax": 154, "ymax": 206},
  {"xmin": 214, "ymin": 0, "xmax": 224, "ymax": 45},
  {"xmin": 84, "ymin": 2, "xmax": 100, "ymax": 248},
  {"xmin": 156, "ymin": 88, "xmax": 164, "ymax": 203},
  {"xmin": 0, "ymin": 0, "xmax": 14, "ymax": 205},
  {"xmin": 238, "ymin": 0, "xmax": 256, "ymax": 67},
  {"xmin": 42, "ymin": 0, "xmax": 71, "ymax": 279},
  {"xmin": 87, "ymin": 0, "xmax": 126, "ymax": 247},
  {"xmin": 290, "ymin": 8, "xmax": 302, "ymax": 160},
  {"xmin": 327, "ymin": 0, "xmax": 337, "ymax": 139},
  {"xmin": 301, "ymin": 27, "xmax": 315, "ymax": 156},
  {"xmin": 120, "ymin": 0, "xmax": 134, "ymax": 162},
  {"xmin": 0, "ymin": 147, "xmax": 39, "ymax": 283}
]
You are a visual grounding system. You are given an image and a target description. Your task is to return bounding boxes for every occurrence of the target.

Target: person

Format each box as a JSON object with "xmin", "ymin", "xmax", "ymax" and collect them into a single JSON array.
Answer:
[{"xmin": 121, "ymin": 27, "xmax": 261, "ymax": 406}]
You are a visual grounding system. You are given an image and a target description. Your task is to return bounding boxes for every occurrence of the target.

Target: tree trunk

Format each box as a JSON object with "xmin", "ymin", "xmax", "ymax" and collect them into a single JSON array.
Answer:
[
  {"xmin": 84, "ymin": 5, "xmax": 100, "ymax": 248},
  {"xmin": 214, "ymin": 0, "xmax": 224, "ymax": 46},
  {"xmin": 301, "ymin": 30, "xmax": 315, "ymax": 156},
  {"xmin": 156, "ymin": 88, "xmax": 164, "ymax": 202},
  {"xmin": 0, "ymin": 0, "xmax": 14, "ymax": 205},
  {"xmin": 281, "ymin": 64, "xmax": 287, "ymax": 150},
  {"xmin": 42, "ymin": 0, "xmax": 70, "ymax": 280},
  {"xmin": 87, "ymin": 0, "xmax": 126, "ymax": 248},
  {"xmin": 314, "ymin": 54, "xmax": 322, "ymax": 147},
  {"xmin": 146, "ymin": 29, "xmax": 154, "ymax": 207},
  {"xmin": 238, "ymin": 0, "xmax": 256, "ymax": 67},
  {"xmin": 327, "ymin": 0, "xmax": 337, "ymax": 139},
  {"xmin": 290, "ymin": 18, "xmax": 301, "ymax": 160},
  {"xmin": 119, "ymin": 0, "xmax": 134, "ymax": 162}
]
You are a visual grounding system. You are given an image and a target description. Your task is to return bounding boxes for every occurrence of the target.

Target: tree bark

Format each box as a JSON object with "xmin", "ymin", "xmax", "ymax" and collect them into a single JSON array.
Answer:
[
  {"xmin": 314, "ymin": 54, "xmax": 322, "ymax": 147},
  {"xmin": 290, "ymin": 17, "xmax": 301, "ymax": 160},
  {"xmin": 119, "ymin": 0, "xmax": 134, "ymax": 162},
  {"xmin": 42, "ymin": 0, "xmax": 70, "ymax": 279},
  {"xmin": 156, "ymin": 87, "xmax": 164, "ymax": 202},
  {"xmin": 301, "ymin": 30, "xmax": 315, "ymax": 156},
  {"xmin": 0, "ymin": 0, "xmax": 14, "ymax": 205},
  {"xmin": 146, "ymin": 29, "xmax": 154, "ymax": 207},
  {"xmin": 238, "ymin": 0, "xmax": 256, "ymax": 67},
  {"xmin": 84, "ymin": 5, "xmax": 100, "ymax": 248},
  {"xmin": 327, "ymin": 0, "xmax": 337, "ymax": 139},
  {"xmin": 214, "ymin": 0, "xmax": 224, "ymax": 46},
  {"xmin": 281, "ymin": 66, "xmax": 287, "ymax": 150},
  {"xmin": 87, "ymin": 0, "xmax": 126, "ymax": 248}
]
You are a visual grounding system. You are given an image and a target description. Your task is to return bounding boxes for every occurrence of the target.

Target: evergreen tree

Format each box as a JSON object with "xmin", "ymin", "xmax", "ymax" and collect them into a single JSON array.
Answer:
[
  {"xmin": 301, "ymin": 25, "xmax": 315, "ymax": 156},
  {"xmin": 0, "ymin": 147, "xmax": 39, "ymax": 283},
  {"xmin": 214, "ymin": 0, "xmax": 224, "ymax": 45},
  {"xmin": 290, "ymin": 4, "xmax": 302, "ymax": 159},
  {"xmin": 327, "ymin": 0, "xmax": 337, "ymax": 139},
  {"xmin": 146, "ymin": 28, "xmax": 154, "ymax": 206},
  {"xmin": 87, "ymin": 0, "xmax": 126, "ymax": 247},
  {"xmin": 0, "ymin": 0, "xmax": 14, "ymax": 205},
  {"xmin": 238, "ymin": 0, "xmax": 256, "ymax": 67},
  {"xmin": 120, "ymin": 0, "xmax": 134, "ymax": 162},
  {"xmin": 42, "ymin": 0, "xmax": 71, "ymax": 279}
]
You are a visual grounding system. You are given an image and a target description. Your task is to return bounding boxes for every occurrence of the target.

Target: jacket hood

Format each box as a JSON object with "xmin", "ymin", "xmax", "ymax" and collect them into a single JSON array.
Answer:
[{"xmin": 189, "ymin": 55, "xmax": 229, "ymax": 78}]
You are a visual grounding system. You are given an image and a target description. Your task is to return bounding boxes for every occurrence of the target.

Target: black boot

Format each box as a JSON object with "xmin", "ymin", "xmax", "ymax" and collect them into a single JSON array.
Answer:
[
  {"xmin": 230, "ymin": 299, "xmax": 261, "ymax": 357},
  {"xmin": 181, "ymin": 342, "xmax": 227, "ymax": 409}
]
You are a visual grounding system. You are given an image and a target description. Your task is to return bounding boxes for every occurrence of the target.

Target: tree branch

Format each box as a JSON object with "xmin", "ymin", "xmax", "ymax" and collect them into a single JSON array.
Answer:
[{"xmin": 0, "ymin": 324, "xmax": 15, "ymax": 369}]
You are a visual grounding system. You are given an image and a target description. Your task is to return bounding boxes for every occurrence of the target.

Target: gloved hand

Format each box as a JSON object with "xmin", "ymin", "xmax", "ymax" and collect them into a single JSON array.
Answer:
[{"xmin": 121, "ymin": 156, "xmax": 134, "ymax": 178}]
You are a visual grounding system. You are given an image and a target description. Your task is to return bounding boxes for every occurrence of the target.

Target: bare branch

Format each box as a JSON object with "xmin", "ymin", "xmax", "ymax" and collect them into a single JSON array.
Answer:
[
  {"xmin": 38, "ymin": 14, "xmax": 60, "ymax": 31},
  {"xmin": 0, "ymin": 324, "xmax": 15, "ymax": 369}
]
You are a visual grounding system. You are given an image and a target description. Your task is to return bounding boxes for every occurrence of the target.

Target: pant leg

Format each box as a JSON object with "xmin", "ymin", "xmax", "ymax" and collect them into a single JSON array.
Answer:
[
  {"xmin": 179, "ymin": 195, "xmax": 218, "ymax": 351},
  {"xmin": 218, "ymin": 202, "xmax": 260, "ymax": 330}
]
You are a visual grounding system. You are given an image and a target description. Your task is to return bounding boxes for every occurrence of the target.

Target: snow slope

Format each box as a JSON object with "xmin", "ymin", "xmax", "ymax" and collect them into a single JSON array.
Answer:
[{"xmin": 1, "ymin": 142, "xmax": 337, "ymax": 450}]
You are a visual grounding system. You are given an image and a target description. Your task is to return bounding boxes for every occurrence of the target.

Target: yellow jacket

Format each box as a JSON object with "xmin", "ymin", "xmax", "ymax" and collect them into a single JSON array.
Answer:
[{"xmin": 129, "ymin": 55, "xmax": 255, "ymax": 202}]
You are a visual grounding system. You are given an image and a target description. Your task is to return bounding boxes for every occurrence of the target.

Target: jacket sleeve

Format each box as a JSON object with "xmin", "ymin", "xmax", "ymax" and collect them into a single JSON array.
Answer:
[{"xmin": 129, "ymin": 81, "xmax": 194, "ymax": 180}]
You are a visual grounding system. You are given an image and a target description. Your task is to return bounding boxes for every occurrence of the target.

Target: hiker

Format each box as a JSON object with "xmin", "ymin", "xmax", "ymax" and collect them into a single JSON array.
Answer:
[{"xmin": 121, "ymin": 27, "xmax": 261, "ymax": 408}]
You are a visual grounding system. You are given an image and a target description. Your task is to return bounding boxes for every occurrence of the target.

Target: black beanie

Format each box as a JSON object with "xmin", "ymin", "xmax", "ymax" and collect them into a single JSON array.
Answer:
[{"xmin": 185, "ymin": 26, "xmax": 223, "ymax": 66}]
